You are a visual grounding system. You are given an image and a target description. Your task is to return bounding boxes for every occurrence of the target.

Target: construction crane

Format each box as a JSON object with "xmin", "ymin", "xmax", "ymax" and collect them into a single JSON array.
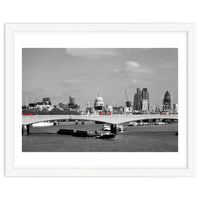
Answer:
[
  {"xmin": 125, "ymin": 90, "xmax": 129, "ymax": 101},
  {"xmin": 125, "ymin": 90, "xmax": 131, "ymax": 107}
]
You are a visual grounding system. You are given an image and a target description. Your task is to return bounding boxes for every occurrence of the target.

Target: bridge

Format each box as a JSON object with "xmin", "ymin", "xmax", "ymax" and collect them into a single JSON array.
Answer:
[
  {"xmin": 22, "ymin": 114, "xmax": 178, "ymax": 135},
  {"xmin": 22, "ymin": 114, "xmax": 178, "ymax": 125}
]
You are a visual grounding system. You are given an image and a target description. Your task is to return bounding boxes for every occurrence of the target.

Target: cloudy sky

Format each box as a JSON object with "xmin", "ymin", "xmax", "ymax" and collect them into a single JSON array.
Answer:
[{"xmin": 22, "ymin": 48, "xmax": 178, "ymax": 109}]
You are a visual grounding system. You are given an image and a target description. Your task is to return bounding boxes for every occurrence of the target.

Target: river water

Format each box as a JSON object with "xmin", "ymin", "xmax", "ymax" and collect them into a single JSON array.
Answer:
[{"xmin": 22, "ymin": 122, "xmax": 178, "ymax": 152}]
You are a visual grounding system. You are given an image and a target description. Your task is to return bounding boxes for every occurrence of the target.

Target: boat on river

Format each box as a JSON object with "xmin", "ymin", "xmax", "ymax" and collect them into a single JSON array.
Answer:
[
  {"xmin": 96, "ymin": 132, "xmax": 116, "ymax": 139},
  {"xmin": 32, "ymin": 121, "xmax": 54, "ymax": 127},
  {"xmin": 117, "ymin": 124, "xmax": 124, "ymax": 132},
  {"xmin": 102, "ymin": 124, "xmax": 111, "ymax": 131}
]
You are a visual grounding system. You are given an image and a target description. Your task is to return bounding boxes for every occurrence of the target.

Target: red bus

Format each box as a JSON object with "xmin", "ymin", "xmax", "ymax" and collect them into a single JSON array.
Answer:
[{"xmin": 22, "ymin": 112, "xmax": 34, "ymax": 115}]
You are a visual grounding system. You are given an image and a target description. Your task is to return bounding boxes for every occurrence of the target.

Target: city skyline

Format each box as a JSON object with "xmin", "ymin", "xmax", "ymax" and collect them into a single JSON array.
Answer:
[{"xmin": 22, "ymin": 48, "xmax": 178, "ymax": 108}]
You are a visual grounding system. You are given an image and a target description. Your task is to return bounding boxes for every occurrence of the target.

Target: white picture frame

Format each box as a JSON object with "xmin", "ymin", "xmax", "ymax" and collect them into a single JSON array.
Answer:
[{"xmin": 5, "ymin": 23, "xmax": 196, "ymax": 176}]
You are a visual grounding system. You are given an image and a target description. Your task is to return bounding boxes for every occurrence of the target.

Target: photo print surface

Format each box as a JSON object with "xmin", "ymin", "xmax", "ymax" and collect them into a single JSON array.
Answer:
[{"xmin": 22, "ymin": 48, "xmax": 178, "ymax": 152}]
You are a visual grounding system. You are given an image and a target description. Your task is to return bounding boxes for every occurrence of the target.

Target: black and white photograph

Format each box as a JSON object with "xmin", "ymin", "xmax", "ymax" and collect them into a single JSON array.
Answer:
[
  {"xmin": 2, "ymin": 2, "xmax": 199, "ymax": 199},
  {"xmin": 22, "ymin": 48, "xmax": 178, "ymax": 152}
]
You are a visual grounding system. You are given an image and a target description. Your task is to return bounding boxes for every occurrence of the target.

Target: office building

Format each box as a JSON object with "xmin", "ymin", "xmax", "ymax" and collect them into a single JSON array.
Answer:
[
  {"xmin": 133, "ymin": 88, "xmax": 149, "ymax": 111},
  {"xmin": 113, "ymin": 106, "xmax": 123, "ymax": 114},
  {"xmin": 125, "ymin": 101, "xmax": 132, "ymax": 108},
  {"xmin": 163, "ymin": 91, "xmax": 171, "ymax": 111},
  {"xmin": 86, "ymin": 101, "xmax": 94, "ymax": 114},
  {"xmin": 68, "ymin": 96, "xmax": 79, "ymax": 109},
  {"xmin": 133, "ymin": 88, "xmax": 142, "ymax": 111},
  {"xmin": 42, "ymin": 97, "xmax": 51, "ymax": 105},
  {"xmin": 142, "ymin": 99, "xmax": 149, "ymax": 111},
  {"xmin": 69, "ymin": 96, "xmax": 75, "ymax": 104},
  {"xmin": 173, "ymin": 103, "xmax": 178, "ymax": 113}
]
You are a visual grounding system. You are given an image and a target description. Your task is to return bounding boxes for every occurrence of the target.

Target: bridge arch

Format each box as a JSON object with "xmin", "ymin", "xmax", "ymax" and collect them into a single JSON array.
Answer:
[
  {"xmin": 22, "ymin": 114, "xmax": 178, "ymax": 136},
  {"xmin": 22, "ymin": 114, "xmax": 178, "ymax": 125}
]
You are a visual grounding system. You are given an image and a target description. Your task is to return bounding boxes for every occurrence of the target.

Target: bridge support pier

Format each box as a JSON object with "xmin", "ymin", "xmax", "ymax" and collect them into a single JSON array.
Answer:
[
  {"xmin": 22, "ymin": 125, "xmax": 25, "ymax": 136},
  {"xmin": 110, "ymin": 124, "xmax": 117, "ymax": 134},
  {"xmin": 27, "ymin": 125, "xmax": 31, "ymax": 135},
  {"xmin": 22, "ymin": 125, "xmax": 31, "ymax": 136}
]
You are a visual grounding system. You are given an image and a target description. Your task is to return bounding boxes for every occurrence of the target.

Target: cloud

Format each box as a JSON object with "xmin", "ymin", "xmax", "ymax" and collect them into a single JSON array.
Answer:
[
  {"xmin": 59, "ymin": 79, "xmax": 81, "ymax": 86},
  {"xmin": 131, "ymin": 79, "xmax": 140, "ymax": 84},
  {"xmin": 65, "ymin": 48, "xmax": 120, "ymax": 58},
  {"xmin": 65, "ymin": 48, "xmax": 153, "ymax": 59},
  {"xmin": 113, "ymin": 60, "xmax": 153, "ymax": 74},
  {"xmin": 125, "ymin": 61, "xmax": 140, "ymax": 70},
  {"xmin": 131, "ymin": 79, "xmax": 153, "ymax": 84}
]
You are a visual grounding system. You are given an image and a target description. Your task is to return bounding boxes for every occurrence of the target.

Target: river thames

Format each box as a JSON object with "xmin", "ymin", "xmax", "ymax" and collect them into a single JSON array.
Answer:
[{"xmin": 22, "ymin": 122, "xmax": 178, "ymax": 152}]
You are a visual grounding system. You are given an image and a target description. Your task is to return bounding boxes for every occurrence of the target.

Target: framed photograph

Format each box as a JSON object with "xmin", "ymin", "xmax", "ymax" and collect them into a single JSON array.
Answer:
[{"xmin": 5, "ymin": 23, "xmax": 195, "ymax": 176}]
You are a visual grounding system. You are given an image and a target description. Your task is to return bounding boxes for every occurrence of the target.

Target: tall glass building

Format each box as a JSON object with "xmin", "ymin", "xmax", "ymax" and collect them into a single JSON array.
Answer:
[
  {"xmin": 163, "ymin": 91, "xmax": 171, "ymax": 111},
  {"xmin": 133, "ymin": 88, "xmax": 149, "ymax": 111}
]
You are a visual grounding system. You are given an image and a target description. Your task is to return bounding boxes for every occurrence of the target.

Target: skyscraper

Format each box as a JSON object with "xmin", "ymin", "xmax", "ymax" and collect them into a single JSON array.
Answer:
[
  {"xmin": 133, "ymin": 88, "xmax": 149, "ymax": 112},
  {"xmin": 163, "ymin": 91, "xmax": 171, "ymax": 111},
  {"xmin": 142, "ymin": 88, "xmax": 149, "ymax": 100},
  {"xmin": 133, "ymin": 88, "xmax": 142, "ymax": 111},
  {"xmin": 142, "ymin": 99, "xmax": 149, "ymax": 111}
]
